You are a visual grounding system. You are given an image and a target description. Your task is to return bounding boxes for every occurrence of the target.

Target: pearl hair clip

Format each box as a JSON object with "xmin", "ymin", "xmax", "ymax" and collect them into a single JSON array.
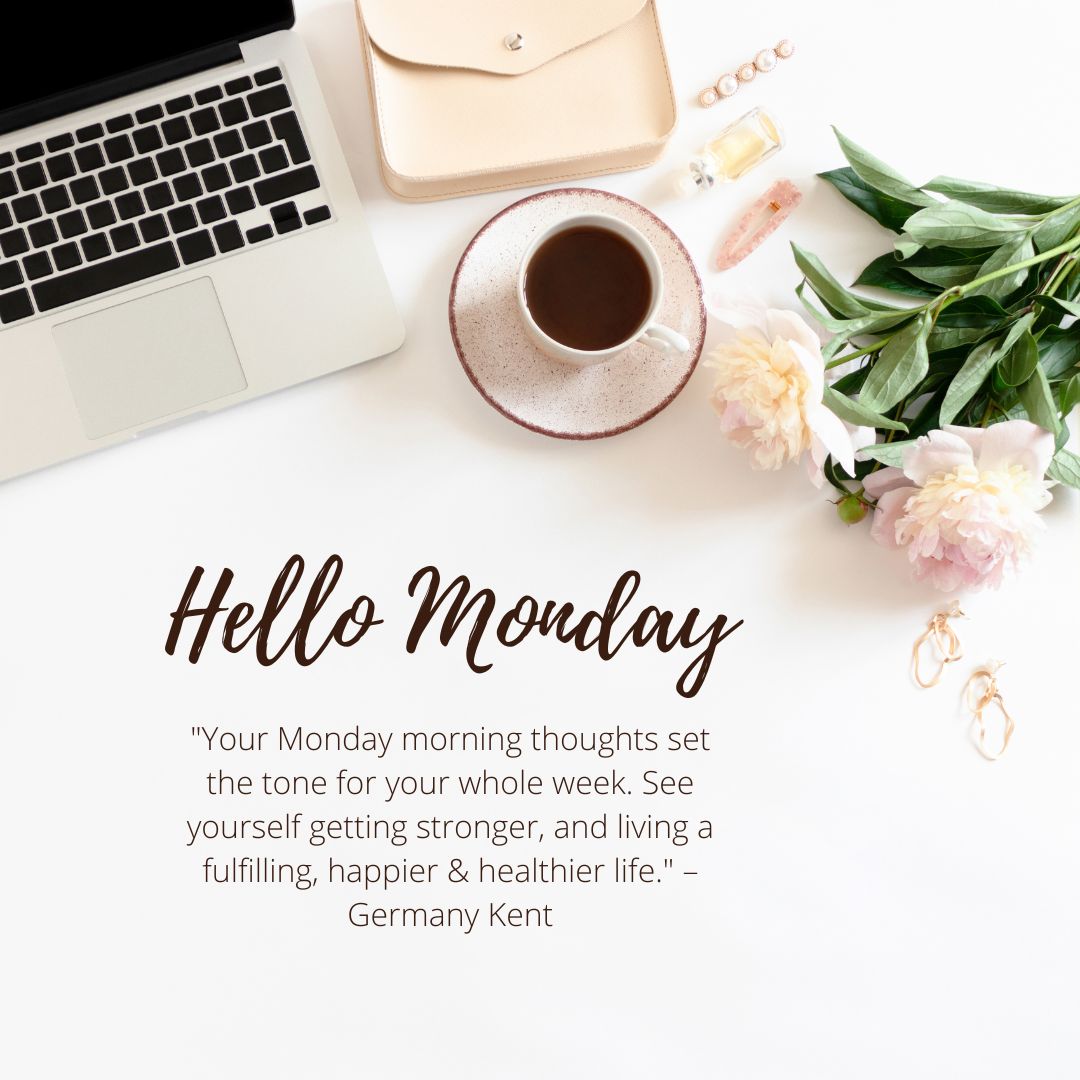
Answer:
[{"xmin": 699, "ymin": 39, "xmax": 795, "ymax": 107}]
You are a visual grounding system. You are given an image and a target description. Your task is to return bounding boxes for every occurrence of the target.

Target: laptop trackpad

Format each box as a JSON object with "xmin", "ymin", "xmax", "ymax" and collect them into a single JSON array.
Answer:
[{"xmin": 54, "ymin": 277, "xmax": 247, "ymax": 440}]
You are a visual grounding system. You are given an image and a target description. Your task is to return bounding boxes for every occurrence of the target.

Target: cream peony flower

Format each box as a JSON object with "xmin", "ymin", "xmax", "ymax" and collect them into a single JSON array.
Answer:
[
  {"xmin": 706, "ymin": 299, "xmax": 874, "ymax": 485},
  {"xmin": 862, "ymin": 421, "xmax": 1055, "ymax": 591}
]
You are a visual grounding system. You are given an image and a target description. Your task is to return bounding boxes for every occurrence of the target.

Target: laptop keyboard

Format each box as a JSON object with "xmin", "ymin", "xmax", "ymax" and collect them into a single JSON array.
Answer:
[{"xmin": 0, "ymin": 65, "xmax": 332, "ymax": 329}]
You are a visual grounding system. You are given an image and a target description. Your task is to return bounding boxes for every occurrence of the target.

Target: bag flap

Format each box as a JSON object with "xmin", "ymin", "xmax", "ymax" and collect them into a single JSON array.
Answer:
[{"xmin": 357, "ymin": 0, "xmax": 650, "ymax": 75}]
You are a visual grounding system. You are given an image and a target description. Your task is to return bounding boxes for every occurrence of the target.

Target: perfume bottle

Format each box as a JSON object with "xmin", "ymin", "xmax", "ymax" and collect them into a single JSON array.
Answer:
[{"xmin": 676, "ymin": 107, "xmax": 784, "ymax": 196}]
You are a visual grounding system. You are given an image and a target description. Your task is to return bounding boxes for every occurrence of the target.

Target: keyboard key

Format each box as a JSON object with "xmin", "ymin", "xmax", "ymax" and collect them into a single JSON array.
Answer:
[
  {"xmin": 28, "ymin": 220, "xmax": 58, "ymax": 248},
  {"xmin": 213, "ymin": 220, "xmax": 244, "ymax": 253},
  {"xmin": 41, "ymin": 186, "xmax": 71, "ymax": 213},
  {"xmin": 254, "ymin": 165, "xmax": 319, "ymax": 206},
  {"xmin": 16, "ymin": 142, "xmax": 44, "ymax": 162},
  {"xmin": 271, "ymin": 201, "xmax": 301, "ymax": 234},
  {"xmin": 246, "ymin": 224, "xmax": 272, "ymax": 244},
  {"xmin": 144, "ymin": 182, "xmax": 174, "ymax": 211},
  {"xmin": 166, "ymin": 95, "xmax": 194, "ymax": 114},
  {"xmin": 133, "ymin": 127, "xmax": 164, "ymax": 154},
  {"xmin": 162, "ymin": 116, "xmax": 192, "ymax": 145},
  {"xmin": 256, "ymin": 67, "xmax": 283, "ymax": 87},
  {"xmin": 0, "ymin": 171, "xmax": 16, "ymax": 198},
  {"xmin": 0, "ymin": 229, "xmax": 29, "ymax": 257},
  {"xmin": 115, "ymin": 191, "xmax": 145, "ymax": 220},
  {"xmin": 173, "ymin": 173, "xmax": 202, "ymax": 201},
  {"xmin": 75, "ymin": 144, "xmax": 107, "ymax": 173},
  {"xmin": 12, "ymin": 194, "xmax": 42, "ymax": 222},
  {"xmin": 138, "ymin": 214, "xmax": 168, "ymax": 243},
  {"xmin": 225, "ymin": 76, "xmax": 253, "ymax": 95},
  {"xmin": 110, "ymin": 223, "xmax": 140, "ymax": 252},
  {"xmin": 87, "ymin": 201, "xmax": 117, "ymax": 229},
  {"xmin": 81, "ymin": 234, "xmax": 112, "ymax": 262},
  {"xmin": 185, "ymin": 139, "xmax": 214, "ymax": 168},
  {"xmin": 303, "ymin": 205, "xmax": 331, "ymax": 226},
  {"xmin": 178, "ymin": 229, "xmax": 215, "ymax": 264},
  {"xmin": 225, "ymin": 186, "xmax": 255, "ymax": 215},
  {"xmin": 230, "ymin": 154, "xmax": 259, "ymax": 183},
  {"xmin": 156, "ymin": 148, "xmax": 185, "ymax": 176},
  {"xmin": 135, "ymin": 104, "xmax": 165, "ymax": 124},
  {"xmin": 0, "ymin": 288, "xmax": 33, "ymax": 323},
  {"xmin": 190, "ymin": 108, "xmax": 220, "ymax": 136},
  {"xmin": 201, "ymin": 164, "xmax": 230, "ymax": 193},
  {"xmin": 17, "ymin": 162, "xmax": 48, "ymax": 190},
  {"xmin": 0, "ymin": 261, "xmax": 23, "ymax": 289},
  {"xmin": 52, "ymin": 242, "xmax": 82, "ymax": 271},
  {"xmin": 46, "ymin": 153, "xmax": 76, "ymax": 182},
  {"xmin": 271, "ymin": 112, "xmax": 311, "ymax": 165},
  {"xmin": 106, "ymin": 113, "xmax": 134, "ymax": 133},
  {"xmin": 0, "ymin": 152, "xmax": 12, "ymax": 168},
  {"xmin": 46, "ymin": 133, "xmax": 75, "ymax": 152},
  {"xmin": 258, "ymin": 146, "xmax": 288, "ymax": 174},
  {"xmin": 195, "ymin": 85, "xmax": 224, "ymax": 105},
  {"xmin": 128, "ymin": 157, "xmax": 158, "ymax": 185},
  {"xmin": 196, "ymin": 195, "xmax": 226, "ymax": 225},
  {"xmin": 99, "ymin": 167, "xmax": 129, "ymax": 195},
  {"xmin": 57, "ymin": 210, "xmax": 88, "ymax": 238},
  {"xmin": 248, "ymin": 85, "xmax": 291, "ymax": 117},
  {"xmin": 213, "ymin": 130, "xmax": 244, "ymax": 158},
  {"xmin": 104, "ymin": 134, "xmax": 135, "ymax": 163},
  {"xmin": 76, "ymin": 123, "xmax": 104, "ymax": 143},
  {"xmin": 70, "ymin": 176, "xmax": 100, "ymax": 204},
  {"xmin": 242, "ymin": 120, "xmax": 272, "ymax": 149},
  {"xmin": 0, "ymin": 205, "xmax": 10, "ymax": 231},
  {"xmin": 23, "ymin": 251, "xmax": 52, "ymax": 279},
  {"xmin": 168, "ymin": 205, "xmax": 198, "ymax": 233},
  {"xmin": 34, "ymin": 241, "xmax": 179, "ymax": 312},
  {"xmin": 219, "ymin": 99, "xmax": 248, "ymax": 126}
]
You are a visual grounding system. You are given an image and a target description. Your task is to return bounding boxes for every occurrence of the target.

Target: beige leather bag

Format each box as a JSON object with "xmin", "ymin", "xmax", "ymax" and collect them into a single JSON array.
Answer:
[{"xmin": 354, "ymin": 0, "xmax": 678, "ymax": 202}]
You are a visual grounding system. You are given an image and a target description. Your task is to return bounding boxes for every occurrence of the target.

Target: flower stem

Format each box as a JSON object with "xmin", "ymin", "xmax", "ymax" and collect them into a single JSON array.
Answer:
[{"xmin": 950, "ymin": 234, "xmax": 1080, "ymax": 297}]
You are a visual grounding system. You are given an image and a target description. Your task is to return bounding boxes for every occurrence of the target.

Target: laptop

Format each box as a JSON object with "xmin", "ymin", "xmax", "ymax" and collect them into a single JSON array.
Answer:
[{"xmin": 0, "ymin": 1, "xmax": 404, "ymax": 481}]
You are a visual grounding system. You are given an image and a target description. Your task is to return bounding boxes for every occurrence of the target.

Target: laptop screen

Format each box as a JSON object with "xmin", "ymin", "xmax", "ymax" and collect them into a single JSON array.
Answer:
[{"xmin": 1, "ymin": 1, "xmax": 294, "ymax": 133}]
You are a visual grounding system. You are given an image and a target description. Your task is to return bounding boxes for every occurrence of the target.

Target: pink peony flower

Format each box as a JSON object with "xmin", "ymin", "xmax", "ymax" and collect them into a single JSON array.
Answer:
[
  {"xmin": 706, "ymin": 299, "xmax": 874, "ymax": 486},
  {"xmin": 862, "ymin": 421, "xmax": 1055, "ymax": 591}
]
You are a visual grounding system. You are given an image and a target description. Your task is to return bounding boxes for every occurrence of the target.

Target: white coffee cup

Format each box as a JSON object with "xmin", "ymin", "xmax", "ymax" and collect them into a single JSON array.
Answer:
[{"xmin": 517, "ymin": 213, "xmax": 691, "ymax": 368}]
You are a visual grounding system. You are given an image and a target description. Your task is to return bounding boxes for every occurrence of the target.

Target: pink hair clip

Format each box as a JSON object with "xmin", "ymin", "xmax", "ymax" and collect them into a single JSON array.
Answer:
[{"xmin": 715, "ymin": 179, "xmax": 802, "ymax": 271}]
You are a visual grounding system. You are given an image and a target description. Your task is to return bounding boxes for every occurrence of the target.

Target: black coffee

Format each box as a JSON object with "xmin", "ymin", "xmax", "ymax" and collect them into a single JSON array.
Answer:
[{"xmin": 524, "ymin": 225, "xmax": 652, "ymax": 351}]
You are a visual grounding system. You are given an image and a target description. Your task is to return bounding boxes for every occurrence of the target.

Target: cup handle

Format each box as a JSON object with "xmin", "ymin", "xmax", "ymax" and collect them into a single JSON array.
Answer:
[{"xmin": 639, "ymin": 323, "xmax": 691, "ymax": 356}]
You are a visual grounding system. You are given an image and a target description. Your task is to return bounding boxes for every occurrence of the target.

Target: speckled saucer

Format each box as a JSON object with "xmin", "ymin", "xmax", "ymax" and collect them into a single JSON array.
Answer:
[{"xmin": 449, "ymin": 188, "xmax": 706, "ymax": 440}]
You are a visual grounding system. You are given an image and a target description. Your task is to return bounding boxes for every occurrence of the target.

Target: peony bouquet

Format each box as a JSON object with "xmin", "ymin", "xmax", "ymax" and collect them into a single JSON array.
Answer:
[{"xmin": 707, "ymin": 130, "xmax": 1079, "ymax": 591}]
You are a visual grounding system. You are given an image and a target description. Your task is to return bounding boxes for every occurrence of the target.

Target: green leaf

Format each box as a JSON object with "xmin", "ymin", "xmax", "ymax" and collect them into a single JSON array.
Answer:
[
  {"xmin": 796, "ymin": 283, "xmax": 917, "ymax": 339},
  {"xmin": 1048, "ymin": 448, "xmax": 1080, "ymax": 488},
  {"xmin": 791, "ymin": 244, "xmax": 892, "ymax": 319},
  {"xmin": 996, "ymin": 331, "xmax": 1039, "ymax": 387},
  {"xmin": 1039, "ymin": 324, "xmax": 1080, "ymax": 380},
  {"xmin": 1034, "ymin": 295, "xmax": 1080, "ymax": 319},
  {"xmin": 818, "ymin": 167, "xmax": 924, "ymax": 234},
  {"xmin": 858, "ymin": 441, "xmax": 914, "ymax": 467},
  {"xmin": 895, "ymin": 234, "xmax": 923, "ymax": 260},
  {"xmin": 831, "ymin": 129, "xmax": 936, "ymax": 208},
  {"xmin": 938, "ymin": 337, "xmax": 1001, "ymax": 424},
  {"xmin": 1033, "ymin": 201, "xmax": 1080, "ymax": 252},
  {"xmin": 854, "ymin": 253, "xmax": 937, "ymax": 298},
  {"xmin": 822, "ymin": 385, "xmax": 909, "ymax": 432},
  {"xmin": 906, "ymin": 262, "xmax": 982, "ymax": 288},
  {"xmin": 970, "ymin": 234, "xmax": 1036, "ymax": 301},
  {"xmin": 904, "ymin": 201, "xmax": 1028, "ymax": 250},
  {"xmin": 1018, "ymin": 364, "xmax": 1061, "ymax": 434},
  {"xmin": 924, "ymin": 177, "xmax": 1075, "ymax": 214},
  {"xmin": 938, "ymin": 313, "xmax": 1036, "ymax": 424},
  {"xmin": 1058, "ymin": 373, "xmax": 1080, "ymax": 415},
  {"xmin": 860, "ymin": 312, "xmax": 931, "ymax": 412}
]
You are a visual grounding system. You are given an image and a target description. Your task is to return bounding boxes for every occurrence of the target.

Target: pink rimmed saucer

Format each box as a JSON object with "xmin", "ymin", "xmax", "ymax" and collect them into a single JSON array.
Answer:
[{"xmin": 449, "ymin": 188, "xmax": 706, "ymax": 440}]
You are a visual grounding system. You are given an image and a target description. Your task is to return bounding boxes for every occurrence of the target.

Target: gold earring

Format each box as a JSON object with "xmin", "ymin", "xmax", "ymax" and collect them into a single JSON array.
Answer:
[
  {"xmin": 965, "ymin": 661, "xmax": 1015, "ymax": 761},
  {"xmin": 912, "ymin": 601, "xmax": 965, "ymax": 688}
]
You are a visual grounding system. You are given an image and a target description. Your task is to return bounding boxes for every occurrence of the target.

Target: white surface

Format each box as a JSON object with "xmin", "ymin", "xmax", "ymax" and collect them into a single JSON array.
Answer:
[{"xmin": 2, "ymin": 2, "xmax": 1078, "ymax": 1078}]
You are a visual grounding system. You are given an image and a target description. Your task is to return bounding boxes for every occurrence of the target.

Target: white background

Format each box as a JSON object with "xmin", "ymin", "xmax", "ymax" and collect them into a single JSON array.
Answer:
[{"xmin": 2, "ymin": 1, "xmax": 1079, "ymax": 1077}]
